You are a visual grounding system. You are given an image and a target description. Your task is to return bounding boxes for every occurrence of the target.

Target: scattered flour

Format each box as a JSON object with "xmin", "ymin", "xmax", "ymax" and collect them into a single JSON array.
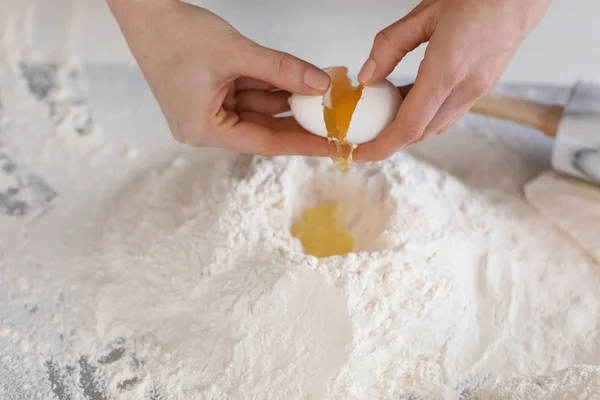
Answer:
[
  {"xmin": 1, "ymin": 4, "xmax": 599, "ymax": 397},
  {"xmin": 474, "ymin": 365, "xmax": 600, "ymax": 399},
  {"xmin": 50, "ymin": 150, "xmax": 600, "ymax": 399}
]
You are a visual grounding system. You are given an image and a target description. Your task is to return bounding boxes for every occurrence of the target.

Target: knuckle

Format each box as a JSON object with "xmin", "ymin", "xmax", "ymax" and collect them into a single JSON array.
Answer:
[
  {"xmin": 405, "ymin": 11, "xmax": 435, "ymax": 41},
  {"xmin": 186, "ymin": 137, "xmax": 208, "ymax": 148},
  {"xmin": 442, "ymin": 69, "xmax": 462, "ymax": 88},
  {"xmin": 272, "ymin": 52, "xmax": 296, "ymax": 79},
  {"xmin": 166, "ymin": 121, "xmax": 185, "ymax": 145},
  {"xmin": 178, "ymin": 120, "xmax": 212, "ymax": 147},
  {"xmin": 404, "ymin": 124, "xmax": 424, "ymax": 142},
  {"xmin": 413, "ymin": 20, "xmax": 432, "ymax": 43},
  {"xmin": 374, "ymin": 29, "xmax": 395, "ymax": 50},
  {"xmin": 469, "ymin": 74, "xmax": 496, "ymax": 97},
  {"xmin": 443, "ymin": 58, "xmax": 469, "ymax": 86},
  {"xmin": 434, "ymin": 126, "xmax": 450, "ymax": 136},
  {"xmin": 166, "ymin": 120, "xmax": 190, "ymax": 145},
  {"xmin": 181, "ymin": 133, "xmax": 206, "ymax": 147},
  {"xmin": 171, "ymin": 131, "xmax": 186, "ymax": 145}
]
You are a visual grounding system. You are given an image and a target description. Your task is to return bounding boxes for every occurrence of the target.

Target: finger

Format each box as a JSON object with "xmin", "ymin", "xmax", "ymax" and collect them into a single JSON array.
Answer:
[
  {"xmin": 420, "ymin": 92, "xmax": 471, "ymax": 141},
  {"xmin": 235, "ymin": 77, "xmax": 275, "ymax": 91},
  {"xmin": 240, "ymin": 113, "xmax": 316, "ymax": 134},
  {"xmin": 422, "ymin": 75, "xmax": 496, "ymax": 140},
  {"xmin": 236, "ymin": 40, "xmax": 331, "ymax": 95},
  {"xmin": 358, "ymin": 4, "xmax": 437, "ymax": 85},
  {"xmin": 353, "ymin": 57, "xmax": 454, "ymax": 162},
  {"xmin": 219, "ymin": 112, "xmax": 329, "ymax": 157},
  {"xmin": 235, "ymin": 90, "xmax": 291, "ymax": 115}
]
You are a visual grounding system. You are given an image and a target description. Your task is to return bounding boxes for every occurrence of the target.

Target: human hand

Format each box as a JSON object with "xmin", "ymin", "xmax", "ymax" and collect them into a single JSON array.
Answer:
[
  {"xmin": 107, "ymin": 0, "xmax": 331, "ymax": 156},
  {"xmin": 354, "ymin": 0, "xmax": 551, "ymax": 161}
]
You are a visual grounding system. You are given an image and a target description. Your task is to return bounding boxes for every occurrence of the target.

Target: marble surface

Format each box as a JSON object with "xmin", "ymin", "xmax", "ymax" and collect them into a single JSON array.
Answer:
[{"xmin": 552, "ymin": 81, "xmax": 600, "ymax": 184}]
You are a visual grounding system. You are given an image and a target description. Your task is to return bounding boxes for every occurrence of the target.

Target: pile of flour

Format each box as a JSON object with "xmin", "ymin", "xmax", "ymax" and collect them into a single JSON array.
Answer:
[
  {"xmin": 1, "ymin": 3, "xmax": 599, "ymax": 398},
  {"xmin": 55, "ymin": 150, "xmax": 600, "ymax": 399}
]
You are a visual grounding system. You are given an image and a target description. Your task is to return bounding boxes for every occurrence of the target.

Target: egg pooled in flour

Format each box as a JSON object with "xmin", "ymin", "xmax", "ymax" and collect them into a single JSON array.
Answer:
[{"xmin": 289, "ymin": 66, "xmax": 403, "ymax": 145}]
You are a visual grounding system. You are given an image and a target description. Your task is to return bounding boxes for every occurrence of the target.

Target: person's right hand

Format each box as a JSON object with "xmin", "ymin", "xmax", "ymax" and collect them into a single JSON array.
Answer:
[
  {"xmin": 353, "ymin": 0, "xmax": 551, "ymax": 162},
  {"xmin": 107, "ymin": 0, "xmax": 331, "ymax": 156}
]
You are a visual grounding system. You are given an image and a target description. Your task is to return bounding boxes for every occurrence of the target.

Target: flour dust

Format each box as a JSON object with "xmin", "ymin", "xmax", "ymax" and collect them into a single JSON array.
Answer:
[{"xmin": 45, "ymin": 151, "xmax": 600, "ymax": 399}]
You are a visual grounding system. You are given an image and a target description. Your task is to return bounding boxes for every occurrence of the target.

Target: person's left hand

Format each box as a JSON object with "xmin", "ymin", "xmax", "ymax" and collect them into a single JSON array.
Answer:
[
  {"xmin": 107, "ymin": 0, "xmax": 331, "ymax": 157},
  {"xmin": 353, "ymin": 0, "xmax": 551, "ymax": 162}
]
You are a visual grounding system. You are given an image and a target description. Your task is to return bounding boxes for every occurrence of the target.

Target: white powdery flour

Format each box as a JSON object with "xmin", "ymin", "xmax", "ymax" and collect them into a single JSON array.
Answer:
[{"xmin": 61, "ymin": 150, "xmax": 600, "ymax": 399}]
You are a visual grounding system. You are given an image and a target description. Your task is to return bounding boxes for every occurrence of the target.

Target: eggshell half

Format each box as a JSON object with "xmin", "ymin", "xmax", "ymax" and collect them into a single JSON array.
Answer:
[{"xmin": 289, "ymin": 79, "xmax": 402, "ymax": 144}]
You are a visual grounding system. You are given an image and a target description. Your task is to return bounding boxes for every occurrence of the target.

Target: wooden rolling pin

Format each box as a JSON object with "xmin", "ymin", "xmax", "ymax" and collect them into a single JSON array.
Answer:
[
  {"xmin": 471, "ymin": 91, "xmax": 564, "ymax": 137},
  {"xmin": 469, "ymin": 82, "xmax": 600, "ymax": 183}
]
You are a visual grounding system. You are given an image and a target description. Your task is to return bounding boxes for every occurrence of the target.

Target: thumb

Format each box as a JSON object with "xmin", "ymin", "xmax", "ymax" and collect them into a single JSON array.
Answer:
[
  {"xmin": 358, "ymin": 7, "xmax": 436, "ymax": 85},
  {"xmin": 238, "ymin": 41, "xmax": 331, "ymax": 95}
]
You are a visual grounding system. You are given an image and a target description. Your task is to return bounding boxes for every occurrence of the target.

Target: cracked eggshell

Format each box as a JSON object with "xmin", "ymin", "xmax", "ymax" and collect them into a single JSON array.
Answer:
[{"xmin": 289, "ymin": 79, "xmax": 402, "ymax": 145}]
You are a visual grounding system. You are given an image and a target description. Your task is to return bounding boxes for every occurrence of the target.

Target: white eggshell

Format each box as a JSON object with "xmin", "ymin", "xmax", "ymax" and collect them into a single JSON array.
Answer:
[
  {"xmin": 289, "ymin": 79, "xmax": 402, "ymax": 144},
  {"xmin": 288, "ymin": 95, "xmax": 326, "ymax": 139}
]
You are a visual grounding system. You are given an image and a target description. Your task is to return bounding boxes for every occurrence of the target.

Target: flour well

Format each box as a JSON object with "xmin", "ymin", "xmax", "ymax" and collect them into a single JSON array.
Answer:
[{"xmin": 51, "ymin": 150, "xmax": 599, "ymax": 399}]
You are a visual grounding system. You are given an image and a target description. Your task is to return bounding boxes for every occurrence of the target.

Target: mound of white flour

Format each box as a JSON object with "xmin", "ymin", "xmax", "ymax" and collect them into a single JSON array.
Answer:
[{"xmin": 62, "ymin": 151, "xmax": 600, "ymax": 399}]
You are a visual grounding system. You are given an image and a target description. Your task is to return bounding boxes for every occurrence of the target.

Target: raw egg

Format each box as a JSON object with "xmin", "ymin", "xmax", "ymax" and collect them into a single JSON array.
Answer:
[
  {"xmin": 290, "ymin": 202, "xmax": 353, "ymax": 258},
  {"xmin": 290, "ymin": 66, "xmax": 402, "ymax": 169}
]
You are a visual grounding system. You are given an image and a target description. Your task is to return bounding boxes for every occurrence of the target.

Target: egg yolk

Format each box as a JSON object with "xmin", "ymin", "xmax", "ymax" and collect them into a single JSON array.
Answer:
[
  {"xmin": 290, "ymin": 202, "xmax": 354, "ymax": 258},
  {"xmin": 290, "ymin": 68, "xmax": 361, "ymax": 258},
  {"xmin": 323, "ymin": 67, "xmax": 364, "ymax": 171}
]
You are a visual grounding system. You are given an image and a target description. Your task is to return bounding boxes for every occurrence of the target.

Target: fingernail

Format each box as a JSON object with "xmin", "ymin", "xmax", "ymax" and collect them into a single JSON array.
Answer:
[
  {"xmin": 358, "ymin": 59, "xmax": 376, "ymax": 84},
  {"xmin": 304, "ymin": 68, "xmax": 330, "ymax": 92}
]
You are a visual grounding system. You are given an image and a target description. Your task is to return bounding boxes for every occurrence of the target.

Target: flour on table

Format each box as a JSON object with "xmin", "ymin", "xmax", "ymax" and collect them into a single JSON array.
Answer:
[
  {"xmin": 42, "ymin": 151, "xmax": 599, "ymax": 399},
  {"xmin": 1, "ymin": 2, "xmax": 597, "ymax": 397},
  {"xmin": 474, "ymin": 365, "xmax": 600, "ymax": 399}
]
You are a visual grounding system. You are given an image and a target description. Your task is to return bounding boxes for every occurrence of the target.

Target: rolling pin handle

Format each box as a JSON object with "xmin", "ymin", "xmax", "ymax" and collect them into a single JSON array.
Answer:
[{"xmin": 470, "ymin": 91, "xmax": 564, "ymax": 137}]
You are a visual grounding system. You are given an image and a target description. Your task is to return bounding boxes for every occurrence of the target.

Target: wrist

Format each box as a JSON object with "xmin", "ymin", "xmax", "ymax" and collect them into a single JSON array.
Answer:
[
  {"xmin": 107, "ymin": 0, "xmax": 184, "ymax": 41},
  {"xmin": 106, "ymin": 0, "xmax": 178, "ymax": 19}
]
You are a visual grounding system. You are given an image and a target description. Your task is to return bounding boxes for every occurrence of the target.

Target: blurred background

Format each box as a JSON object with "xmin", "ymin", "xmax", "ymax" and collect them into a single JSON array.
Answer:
[{"xmin": 1, "ymin": 0, "xmax": 599, "ymax": 84}]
